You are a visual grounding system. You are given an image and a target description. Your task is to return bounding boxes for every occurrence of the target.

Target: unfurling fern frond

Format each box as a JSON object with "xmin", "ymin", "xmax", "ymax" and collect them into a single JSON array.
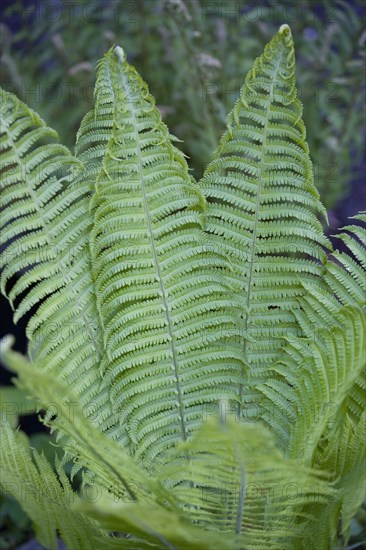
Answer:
[
  {"xmin": 75, "ymin": 46, "xmax": 245, "ymax": 465},
  {"xmin": 198, "ymin": 25, "xmax": 331, "ymax": 417}
]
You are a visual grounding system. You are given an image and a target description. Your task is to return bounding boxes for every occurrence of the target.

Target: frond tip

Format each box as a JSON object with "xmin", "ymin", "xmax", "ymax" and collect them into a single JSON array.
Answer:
[
  {"xmin": 279, "ymin": 23, "xmax": 291, "ymax": 36},
  {"xmin": 114, "ymin": 45, "xmax": 126, "ymax": 63}
]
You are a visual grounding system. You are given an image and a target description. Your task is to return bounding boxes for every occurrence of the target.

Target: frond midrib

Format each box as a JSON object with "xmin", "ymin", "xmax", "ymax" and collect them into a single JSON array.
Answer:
[
  {"xmin": 237, "ymin": 51, "xmax": 283, "ymax": 414},
  {"xmin": 104, "ymin": 57, "xmax": 188, "ymax": 444}
]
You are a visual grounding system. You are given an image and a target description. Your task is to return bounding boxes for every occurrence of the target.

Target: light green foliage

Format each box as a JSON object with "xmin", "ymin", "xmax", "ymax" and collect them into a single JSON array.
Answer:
[
  {"xmin": 0, "ymin": 87, "xmax": 115, "ymax": 434},
  {"xmin": 198, "ymin": 24, "xmax": 331, "ymax": 418},
  {"xmin": 75, "ymin": 46, "xmax": 244, "ymax": 464},
  {"xmin": 0, "ymin": 416, "xmax": 105, "ymax": 550},
  {"xmin": 0, "ymin": 25, "xmax": 365, "ymax": 550}
]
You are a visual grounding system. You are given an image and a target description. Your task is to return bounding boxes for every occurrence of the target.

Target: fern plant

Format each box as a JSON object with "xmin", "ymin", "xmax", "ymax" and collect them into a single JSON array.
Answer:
[{"xmin": 0, "ymin": 24, "xmax": 365, "ymax": 550}]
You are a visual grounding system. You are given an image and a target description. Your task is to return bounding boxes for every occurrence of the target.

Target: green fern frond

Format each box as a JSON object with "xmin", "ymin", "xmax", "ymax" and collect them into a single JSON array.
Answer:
[
  {"xmin": 292, "ymin": 213, "xmax": 366, "ymax": 466},
  {"xmin": 75, "ymin": 45, "xmax": 245, "ymax": 465},
  {"xmin": 166, "ymin": 418, "xmax": 336, "ymax": 549},
  {"xmin": 0, "ymin": 416, "xmax": 105, "ymax": 550},
  {"xmin": 259, "ymin": 302, "xmax": 365, "ymax": 544},
  {"xmin": 0, "ymin": 336, "xmax": 172, "ymax": 508},
  {"xmin": 326, "ymin": 212, "xmax": 366, "ymax": 305},
  {"xmin": 198, "ymin": 25, "xmax": 331, "ymax": 417},
  {"xmin": 0, "ymin": 89, "xmax": 112, "ymax": 426},
  {"xmin": 260, "ymin": 305, "xmax": 365, "ymax": 458}
]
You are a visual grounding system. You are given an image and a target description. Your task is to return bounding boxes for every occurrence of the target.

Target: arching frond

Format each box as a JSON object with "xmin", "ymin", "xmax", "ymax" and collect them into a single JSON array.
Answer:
[
  {"xmin": 0, "ymin": 89, "xmax": 111, "ymax": 426},
  {"xmin": 0, "ymin": 416, "xmax": 104, "ymax": 550},
  {"xmin": 292, "ymin": 214, "xmax": 366, "ymax": 464},
  {"xmin": 75, "ymin": 45, "xmax": 245, "ymax": 465},
  {"xmin": 0, "ymin": 336, "xmax": 170, "ymax": 507},
  {"xmin": 259, "ymin": 304, "xmax": 365, "ymax": 543},
  {"xmin": 197, "ymin": 25, "xmax": 331, "ymax": 417},
  {"xmin": 260, "ymin": 305, "xmax": 365, "ymax": 451}
]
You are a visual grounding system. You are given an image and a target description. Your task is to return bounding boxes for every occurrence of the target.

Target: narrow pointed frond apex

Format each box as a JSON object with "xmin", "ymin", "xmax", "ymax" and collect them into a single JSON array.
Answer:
[
  {"xmin": 113, "ymin": 45, "xmax": 126, "ymax": 63},
  {"xmin": 279, "ymin": 23, "xmax": 291, "ymax": 36}
]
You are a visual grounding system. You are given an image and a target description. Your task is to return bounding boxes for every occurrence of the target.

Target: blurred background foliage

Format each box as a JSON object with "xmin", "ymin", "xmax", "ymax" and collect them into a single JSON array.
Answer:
[
  {"xmin": 1, "ymin": 0, "xmax": 365, "ymax": 215},
  {"xmin": 0, "ymin": 1, "xmax": 365, "ymax": 548}
]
